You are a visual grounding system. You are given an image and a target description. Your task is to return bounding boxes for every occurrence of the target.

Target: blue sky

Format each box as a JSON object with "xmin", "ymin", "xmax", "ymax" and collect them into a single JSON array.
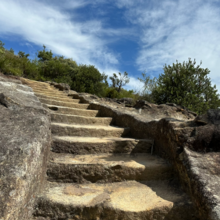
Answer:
[{"xmin": 0, "ymin": 0, "xmax": 220, "ymax": 92}]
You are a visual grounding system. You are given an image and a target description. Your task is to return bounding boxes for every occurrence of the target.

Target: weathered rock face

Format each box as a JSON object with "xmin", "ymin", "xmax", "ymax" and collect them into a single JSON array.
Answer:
[
  {"xmin": 0, "ymin": 74, "xmax": 51, "ymax": 220},
  {"xmin": 72, "ymin": 92, "xmax": 220, "ymax": 220},
  {"xmin": 72, "ymin": 93, "xmax": 196, "ymax": 121},
  {"xmin": 182, "ymin": 148, "xmax": 220, "ymax": 220},
  {"xmin": 21, "ymin": 78, "xmax": 197, "ymax": 220},
  {"xmin": 48, "ymin": 81, "xmax": 70, "ymax": 92},
  {"xmin": 188, "ymin": 109, "xmax": 220, "ymax": 152}
]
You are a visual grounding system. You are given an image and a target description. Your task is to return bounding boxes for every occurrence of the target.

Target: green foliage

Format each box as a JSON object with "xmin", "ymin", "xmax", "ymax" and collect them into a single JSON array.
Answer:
[
  {"xmin": 152, "ymin": 59, "xmax": 220, "ymax": 114},
  {"xmin": 0, "ymin": 40, "xmax": 146, "ymax": 101},
  {"xmin": 138, "ymin": 72, "xmax": 158, "ymax": 103},
  {"xmin": 109, "ymin": 72, "xmax": 130, "ymax": 93},
  {"xmin": 9, "ymin": 48, "xmax": 14, "ymax": 54},
  {"xmin": 117, "ymin": 89, "xmax": 137, "ymax": 99},
  {"xmin": 71, "ymin": 64, "xmax": 106, "ymax": 96},
  {"xmin": 105, "ymin": 72, "xmax": 137, "ymax": 99},
  {"xmin": 0, "ymin": 43, "xmax": 22, "ymax": 76},
  {"xmin": 104, "ymin": 87, "xmax": 137, "ymax": 100},
  {"xmin": 38, "ymin": 45, "xmax": 53, "ymax": 62},
  {"xmin": 0, "ymin": 40, "xmax": 38, "ymax": 77},
  {"xmin": 104, "ymin": 87, "xmax": 119, "ymax": 98},
  {"xmin": 18, "ymin": 51, "xmax": 29, "ymax": 58},
  {"xmin": 36, "ymin": 46, "xmax": 78, "ymax": 83}
]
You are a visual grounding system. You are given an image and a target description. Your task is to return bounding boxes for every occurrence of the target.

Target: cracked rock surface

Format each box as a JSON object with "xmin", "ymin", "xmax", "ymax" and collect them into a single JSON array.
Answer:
[{"xmin": 0, "ymin": 74, "xmax": 51, "ymax": 220}]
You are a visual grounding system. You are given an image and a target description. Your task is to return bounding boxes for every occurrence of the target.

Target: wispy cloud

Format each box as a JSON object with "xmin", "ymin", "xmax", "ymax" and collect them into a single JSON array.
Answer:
[
  {"xmin": 1, "ymin": 0, "xmax": 220, "ymax": 92},
  {"xmin": 124, "ymin": 76, "xmax": 144, "ymax": 92},
  {"xmin": 0, "ymin": 0, "xmax": 120, "ymax": 67},
  {"xmin": 116, "ymin": 0, "xmax": 220, "ymax": 91}
]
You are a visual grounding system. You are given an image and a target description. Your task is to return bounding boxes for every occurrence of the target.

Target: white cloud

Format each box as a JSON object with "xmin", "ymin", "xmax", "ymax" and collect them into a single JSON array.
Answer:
[
  {"xmin": 124, "ymin": 76, "xmax": 144, "ymax": 92},
  {"xmin": 0, "ymin": 0, "xmax": 120, "ymax": 68},
  {"xmin": 2, "ymin": 0, "xmax": 220, "ymax": 94},
  {"xmin": 117, "ymin": 0, "xmax": 220, "ymax": 92}
]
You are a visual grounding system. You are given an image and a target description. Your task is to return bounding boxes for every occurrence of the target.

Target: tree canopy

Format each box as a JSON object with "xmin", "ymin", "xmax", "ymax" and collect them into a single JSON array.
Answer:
[
  {"xmin": 152, "ymin": 59, "xmax": 220, "ymax": 114},
  {"xmin": 1, "ymin": 39, "xmax": 219, "ymax": 113},
  {"xmin": 110, "ymin": 72, "xmax": 130, "ymax": 93},
  {"xmin": 71, "ymin": 64, "xmax": 106, "ymax": 96},
  {"xmin": 138, "ymin": 72, "xmax": 158, "ymax": 103}
]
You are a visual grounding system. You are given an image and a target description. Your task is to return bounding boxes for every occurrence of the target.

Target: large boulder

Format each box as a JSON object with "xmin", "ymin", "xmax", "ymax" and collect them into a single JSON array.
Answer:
[{"xmin": 0, "ymin": 74, "xmax": 51, "ymax": 220}]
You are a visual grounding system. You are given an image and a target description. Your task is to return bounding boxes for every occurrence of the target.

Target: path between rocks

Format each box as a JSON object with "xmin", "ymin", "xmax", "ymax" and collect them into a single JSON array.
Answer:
[{"xmin": 23, "ymin": 79, "xmax": 197, "ymax": 220}]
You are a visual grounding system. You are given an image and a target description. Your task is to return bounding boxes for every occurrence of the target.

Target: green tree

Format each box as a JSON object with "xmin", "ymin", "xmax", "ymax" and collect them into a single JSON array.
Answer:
[
  {"xmin": 0, "ymin": 41, "xmax": 5, "ymax": 72},
  {"xmin": 138, "ymin": 72, "xmax": 158, "ymax": 103},
  {"xmin": 152, "ymin": 59, "xmax": 220, "ymax": 114},
  {"xmin": 102, "ymin": 73, "xmax": 109, "ymax": 87},
  {"xmin": 18, "ymin": 51, "xmax": 31, "ymax": 77},
  {"xmin": 37, "ymin": 45, "xmax": 53, "ymax": 62},
  {"xmin": 0, "ymin": 41, "xmax": 23, "ymax": 75},
  {"xmin": 9, "ymin": 48, "xmax": 14, "ymax": 54},
  {"xmin": 110, "ymin": 71, "xmax": 130, "ymax": 93},
  {"xmin": 71, "ymin": 64, "xmax": 105, "ymax": 96},
  {"xmin": 37, "ymin": 46, "xmax": 77, "ymax": 83}
]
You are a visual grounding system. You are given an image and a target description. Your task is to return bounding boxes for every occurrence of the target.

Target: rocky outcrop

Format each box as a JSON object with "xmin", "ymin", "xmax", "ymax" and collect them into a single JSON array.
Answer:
[
  {"xmin": 22, "ymin": 78, "xmax": 197, "ymax": 220},
  {"xmin": 189, "ymin": 109, "xmax": 220, "ymax": 152},
  {"xmin": 0, "ymin": 74, "xmax": 51, "ymax": 220},
  {"xmin": 71, "ymin": 92, "xmax": 220, "ymax": 220},
  {"xmin": 2, "ymin": 76, "xmax": 219, "ymax": 220},
  {"xmin": 47, "ymin": 81, "xmax": 70, "ymax": 92},
  {"xmin": 71, "ymin": 93, "xmax": 196, "ymax": 121}
]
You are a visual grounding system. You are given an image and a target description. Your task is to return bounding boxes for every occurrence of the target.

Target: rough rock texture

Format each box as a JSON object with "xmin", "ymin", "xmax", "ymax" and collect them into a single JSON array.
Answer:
[
  {"xmin": 0, "ymin": 74, "xmax": 51, "ymax": 220},
  {"xmin": 72, "ymin": 93, "xmax": 196, "ymax": 121},
  {"xmin": 20, "ymin": 78, "xmax": 198, "ymax": 220},
  {"xmin": 71, "ymin": 92, "xmax": 220, "ymax": 220},
  {"xmin": 34, "ymin": 181, "xmax": 175, "ymax": 220},
  {"xmin": 181, "ymin": 148, "xmax": 220, "ymax": 220},
  {"xmin": 47, "ymin": 153, "xmax": 172, "ymax": 183},
  {"xmin": 47, "ymin": 81, "xmax": 70, "ymax": 92},
  {"xmin": 135, "ymin": 100, "xmax": 197, "ymax": 116},
  {"xmin": 33, "ymin": 180, "xmax": 196, "ymax": 220},
  {"xmin": 189, "ymin": 109, "xmax": 220, "ymax": 152},
  {"xmin": 51, "ymin": 136, "xmax": 153, "ymax": 154}
]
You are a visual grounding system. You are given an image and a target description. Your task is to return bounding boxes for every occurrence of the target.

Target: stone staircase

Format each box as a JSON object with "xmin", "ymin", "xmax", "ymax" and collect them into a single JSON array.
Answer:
[{"xmin": 23, "ymin": 79, "xmax": 196, "ymax": 220}]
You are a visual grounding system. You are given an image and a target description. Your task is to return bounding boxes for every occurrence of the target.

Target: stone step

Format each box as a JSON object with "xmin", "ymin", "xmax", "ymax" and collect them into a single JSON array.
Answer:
[
  {"xmin": 22, "ymin": 79, "xmax": 48, "ymax": 86},
  {"xmin": 139, "ymin": 180, "xmax": 197, "ymax": 220},
  {"xmin": 34, "ymin": 92, "xmax": 68, "ymax": 98},
  {"xmin": 25, "ymin": 84, "xmax": 52, "ymax": 90},
  {"xmin": 35, "ymin": 94, "xmax": 75, "ymax": 102},
  {"xmin": 33, "ymin": 181, "xmax": 172, "ymax": 219},
  {"xmin": 28, "ymin": 85, "xmax": 55, "ymax": 90},
  {"xmin": 32, "ymin": 87, "xmax": 65, "ymax": 92},
  {"xmin": 33, "ymin": 181, "xmax": 195, "ymax": 220},
  {"xmin": 51, "ymin": 123, "xmax": 129, "ymax": 137},
  {"xmin": 39, "ymin": 97, "xmax": 80, "ymax": 105},
  {"xmin": 27, "ymin": 83, "xmax": 52, "ymax": 89},
  {"xmin": 33, "ymin": 90, "xmax": 65, "ymax": 96},
  {"xmin": 45, "ymin": 105, "xmax": 99, "ymax": 117},
  {"xmin": 25, "ymin": 85, "xmax": 53, "ymax": 91},
  {"xmin": 29, "ymin": 85, "xmax": 59, "ymax": 89},
  {"xmin": 52, "ymin": 136, "xmax": 153, "ymax": 154},
  {"xmin": 47, "ymin": 153, "xmax": 172, "ymax": 183},
  {"xmin": 40, "ymin": 99, "xmax": 89, "ymax": 109},
  {"xmin": 51, "ymin": 113, "xmax": 112, "ymax": 125}
]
